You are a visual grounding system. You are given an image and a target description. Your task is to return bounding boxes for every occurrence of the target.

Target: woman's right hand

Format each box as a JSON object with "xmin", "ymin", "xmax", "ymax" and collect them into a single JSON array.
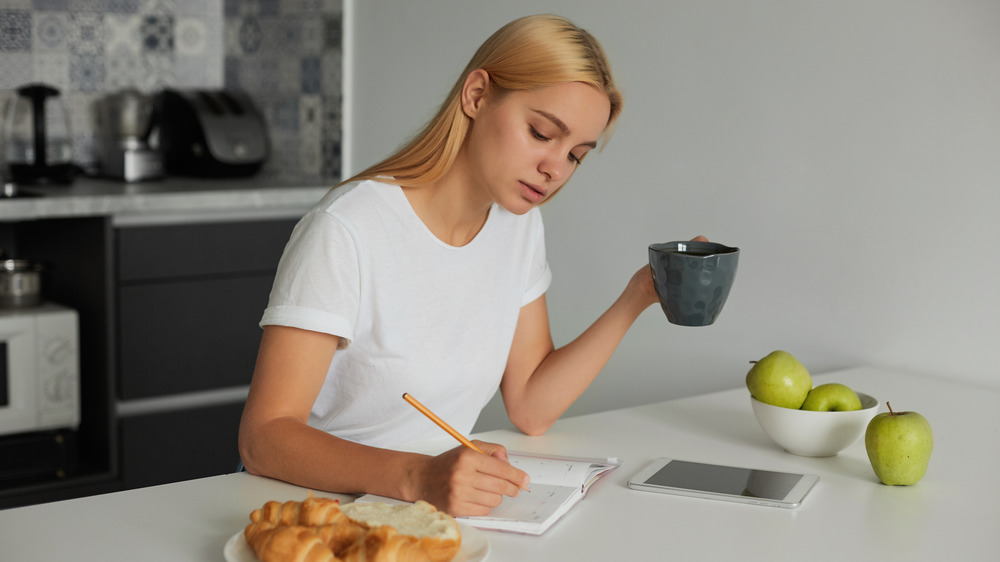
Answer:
[{"xmin": 410, "ymin": 441, "xmax": 530, "ymax": 516}]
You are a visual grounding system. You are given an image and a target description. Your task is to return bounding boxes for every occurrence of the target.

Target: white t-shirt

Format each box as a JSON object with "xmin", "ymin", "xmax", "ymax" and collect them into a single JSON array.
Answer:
[{"xmin": 260, "ymin": 180, "xmax": 551, "ymax": 447}]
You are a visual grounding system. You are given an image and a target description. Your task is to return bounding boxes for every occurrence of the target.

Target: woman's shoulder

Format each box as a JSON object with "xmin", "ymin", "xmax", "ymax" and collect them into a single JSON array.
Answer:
[{"xmin": 312, "ymin": 178, "xmax": 397, "ymax": 215}]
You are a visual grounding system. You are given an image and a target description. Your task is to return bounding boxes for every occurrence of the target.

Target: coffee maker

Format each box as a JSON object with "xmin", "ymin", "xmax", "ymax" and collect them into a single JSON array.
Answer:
[
  {"xmin": 2, "ymin": 83, "xmax": 77, "ymax": 185},
  {"xmin": 96, "ymin": 89, "xmax": 162, "ymax": 182}
]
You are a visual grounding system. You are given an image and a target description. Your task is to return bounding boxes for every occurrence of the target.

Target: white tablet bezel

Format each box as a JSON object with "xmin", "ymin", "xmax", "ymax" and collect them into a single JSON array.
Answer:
[{"xmin": 626, "ymin": 458, "xmax": 819, "ymax": 509}]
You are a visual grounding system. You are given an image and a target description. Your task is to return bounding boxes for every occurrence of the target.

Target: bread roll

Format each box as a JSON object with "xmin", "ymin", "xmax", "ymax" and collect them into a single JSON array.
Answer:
[
  {"xmin": 340, "ymin": 501, "xmax": 461, "ymax": 562},
  {"xmin": 338, "ymin": 525, "xmax": 432, "ymax": 562},
  {"xmin": 311, "ymin": 520, "xmax": 370, "ymax": 554}
]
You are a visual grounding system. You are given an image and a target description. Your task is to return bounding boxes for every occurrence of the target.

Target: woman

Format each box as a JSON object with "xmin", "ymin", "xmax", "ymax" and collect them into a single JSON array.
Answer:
[{"xmin": 239, "ymin": 14, "xmax": 689, "ymax": 516}]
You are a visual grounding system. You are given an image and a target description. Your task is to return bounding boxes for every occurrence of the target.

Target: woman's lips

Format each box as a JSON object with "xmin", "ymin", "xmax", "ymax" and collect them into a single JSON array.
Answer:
[{"xmin": 520, "ymin": 181, "xmax": 546, "ymax": 203}]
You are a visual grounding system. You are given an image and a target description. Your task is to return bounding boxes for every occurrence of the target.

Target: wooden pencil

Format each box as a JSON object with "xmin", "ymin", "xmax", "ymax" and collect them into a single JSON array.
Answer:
[
  {"xmin": 402, "ymin": 392, "xmax": 530, "ymax": 492},
  {"xmin": 402, "ymin": 392, "xmax": 486, "ymax": 453}
]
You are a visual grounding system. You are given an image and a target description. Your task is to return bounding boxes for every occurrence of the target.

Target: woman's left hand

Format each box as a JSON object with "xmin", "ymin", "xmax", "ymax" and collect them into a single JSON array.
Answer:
[
  {"xmin": 628, "ymin": 235, "xmax": 709, "ymax": 309},
  {"xmin": 626, "ymin": 265, "xmax": 660, "ymax": 309}
]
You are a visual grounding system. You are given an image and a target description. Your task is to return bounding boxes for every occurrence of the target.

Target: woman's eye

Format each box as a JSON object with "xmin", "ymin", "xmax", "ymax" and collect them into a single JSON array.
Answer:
[
  {"xmin": 530, "ymin": 125, "xmax": 584, "ymax": 165},
  {"xmin": 529, "ymin": 126, "xmax": 550, "ymax": 141}
]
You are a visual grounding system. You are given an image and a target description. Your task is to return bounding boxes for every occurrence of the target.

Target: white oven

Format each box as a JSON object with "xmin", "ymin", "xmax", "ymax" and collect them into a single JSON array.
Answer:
[{"xmin": 0, "ymin": 303, "xmax": 79, "ymax": 437}]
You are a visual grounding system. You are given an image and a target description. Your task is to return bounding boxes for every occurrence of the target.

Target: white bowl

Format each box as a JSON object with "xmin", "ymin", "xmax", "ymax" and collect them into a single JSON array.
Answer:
[{"xmin": 750, "ymin": 392, "xmax": 881, "ymax": 457}]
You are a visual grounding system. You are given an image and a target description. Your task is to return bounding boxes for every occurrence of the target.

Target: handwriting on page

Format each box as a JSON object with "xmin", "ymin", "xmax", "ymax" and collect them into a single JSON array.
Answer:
[
  {"xmin": 469, "ymin": 484, "xmax": 569, "ymax": 523},
  {"xmin": 510, "ymin": 457, "xmax": 593, "ymax": 486}
]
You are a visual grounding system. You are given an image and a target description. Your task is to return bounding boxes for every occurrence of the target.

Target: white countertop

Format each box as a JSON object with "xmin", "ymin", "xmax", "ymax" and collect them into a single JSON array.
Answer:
[
  {"xmin": 0, "ymin": 366, "xmax": 996, "ymax": 561},
  {"xmin": 0, "ymin": 177, "xmax": 331, "ymax": 222}
]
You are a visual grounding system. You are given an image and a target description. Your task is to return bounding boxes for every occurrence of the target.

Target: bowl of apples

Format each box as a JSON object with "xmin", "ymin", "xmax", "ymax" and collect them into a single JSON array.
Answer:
[{"xmin": 746, "ymin": 351, "xmax": 881, "ymax": 457}]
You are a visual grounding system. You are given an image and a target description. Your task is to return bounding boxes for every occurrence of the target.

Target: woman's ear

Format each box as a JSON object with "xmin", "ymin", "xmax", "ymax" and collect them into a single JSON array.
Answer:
[{"xmin": 460, "ymin": 69, "xmax": 490, "ymax": 118}]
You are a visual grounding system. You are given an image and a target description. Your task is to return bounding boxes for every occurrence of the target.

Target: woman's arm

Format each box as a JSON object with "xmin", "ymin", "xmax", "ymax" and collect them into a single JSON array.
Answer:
[
  {"xmin": 238, "ymin": 325, "xmax": 528, "ymax": 515},
  {"xmin": 499, "ymin": 265, "xmax": 658, "ymax": 435}
]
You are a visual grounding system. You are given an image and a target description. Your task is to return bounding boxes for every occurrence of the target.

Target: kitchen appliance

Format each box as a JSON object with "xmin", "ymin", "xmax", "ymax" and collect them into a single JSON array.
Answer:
[
  {"xmin": 0, "ymin": 259, "xmax": 43, "ymax": 308},
  {"xmin": 97, "ymin": 88, "xmax": 163, "ymax": 182},
  {"xmin": 157, "ymin": 89, "xmax": 269, "ymax": 177},
  {"xmin": 2, "ymin": 83, "xmax": 77, "ymax": 185},
  {"xmin": 0, "ymin": 303, "xmax": 79, "ymax": 437},
  {"xmin": 0, "ymin": 428, "xmax": 78, "ymax": 483}
]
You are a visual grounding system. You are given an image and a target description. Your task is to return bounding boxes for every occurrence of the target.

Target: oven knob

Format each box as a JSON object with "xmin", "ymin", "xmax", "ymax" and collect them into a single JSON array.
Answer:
[
  {"xmin": 44, "ymin": 372, "xmax": 75, "ymax": 403},
  {"xmin": 43, "ymin": 338, "xmax": 74, "ymax": 365}
]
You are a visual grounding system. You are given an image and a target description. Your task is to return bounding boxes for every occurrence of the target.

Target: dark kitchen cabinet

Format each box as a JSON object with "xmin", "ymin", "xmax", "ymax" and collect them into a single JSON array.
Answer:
[
  {"xmin": 117, "ymin": 275, "xmax": 272, "ymax": 398},
  {"xmin": 113, "ymin": 218, "xmax": 296, "ymax": 489},
  {"xmin": 118, "ymin": 402, "xmax": 245, "ymax": 489},
  {"xmin": 0, "ymin": 213, "xmax": 299, "ymax": 508},
  {"xmin": 114, "ymin": 219, "xmax": 294, "ymax": 399}
]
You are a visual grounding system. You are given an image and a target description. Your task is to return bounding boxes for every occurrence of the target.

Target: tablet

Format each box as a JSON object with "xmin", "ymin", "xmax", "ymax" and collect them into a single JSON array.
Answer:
[{"xmin": 627, "ymin": 458, "xmax": 819, "ymax": 509}]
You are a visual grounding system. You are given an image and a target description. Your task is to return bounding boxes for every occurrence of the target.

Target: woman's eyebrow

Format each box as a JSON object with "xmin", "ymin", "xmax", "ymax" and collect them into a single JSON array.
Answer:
[{"xmin": 532, "ymin": 109, "xmax": 598, "ymax": 148}]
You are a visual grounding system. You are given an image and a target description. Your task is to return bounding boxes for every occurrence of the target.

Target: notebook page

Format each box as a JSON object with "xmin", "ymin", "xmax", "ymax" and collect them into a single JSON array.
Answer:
[{"xmin": 461, "ymin": 483, "xmax": 577, "ymax": 529}]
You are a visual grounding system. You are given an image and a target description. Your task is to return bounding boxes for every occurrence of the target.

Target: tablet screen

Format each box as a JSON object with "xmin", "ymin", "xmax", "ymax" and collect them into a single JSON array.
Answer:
[{"xmin": 644, "ymin": 460, "xmax": 803, "ymax": 500}]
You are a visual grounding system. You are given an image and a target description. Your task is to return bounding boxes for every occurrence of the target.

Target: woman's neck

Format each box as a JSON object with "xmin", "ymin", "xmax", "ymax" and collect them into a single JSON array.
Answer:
[{"xmin": 401, "ymin": 157, "xmax": 493, "ymax": 247}]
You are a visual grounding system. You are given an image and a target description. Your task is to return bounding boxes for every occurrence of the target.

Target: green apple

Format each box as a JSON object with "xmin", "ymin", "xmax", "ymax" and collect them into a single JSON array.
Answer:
[
  {"xmin": 800, "ymin": 383, "xmax": 862, "ymax": 411},
  {"xmin": 745, "ymin": 350, "xmax": 812, "ymax": 409},
  {"xmin": 865, "ymin": 403, "xmax": 933, "ymax": 485}
]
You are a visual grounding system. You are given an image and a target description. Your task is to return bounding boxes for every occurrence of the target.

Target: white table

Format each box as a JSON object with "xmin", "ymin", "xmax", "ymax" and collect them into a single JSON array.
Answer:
[{"xmin": 1, "ymin": 366, "xmax": 997, "ymax": 561}]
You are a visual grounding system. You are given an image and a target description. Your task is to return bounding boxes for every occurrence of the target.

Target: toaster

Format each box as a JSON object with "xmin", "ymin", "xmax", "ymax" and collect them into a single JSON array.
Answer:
[{"xmin": 156, "ymin": 89, "xmax": 269, "ymax": 177}]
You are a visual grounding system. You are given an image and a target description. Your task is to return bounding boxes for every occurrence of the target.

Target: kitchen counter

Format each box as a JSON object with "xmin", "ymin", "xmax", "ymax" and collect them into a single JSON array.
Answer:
[
  {"xmin": 0, "ymin": 176, "xmax": 331, "ymax": 222},
  {"xmin": 1, "ymin": 366, "xmax": 996, "ymax": 561}
]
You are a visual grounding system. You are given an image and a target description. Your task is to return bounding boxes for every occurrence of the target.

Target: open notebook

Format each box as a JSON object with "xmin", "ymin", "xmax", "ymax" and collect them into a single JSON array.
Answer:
[{"xmin": 355, "ymin": 452, "xmax": 620, "ymax": 536}]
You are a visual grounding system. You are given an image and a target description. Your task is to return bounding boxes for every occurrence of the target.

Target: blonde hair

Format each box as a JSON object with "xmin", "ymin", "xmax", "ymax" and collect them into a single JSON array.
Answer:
[{"xmin": 341, "ymin": 14, "xmax": 622, "ymax": 187}]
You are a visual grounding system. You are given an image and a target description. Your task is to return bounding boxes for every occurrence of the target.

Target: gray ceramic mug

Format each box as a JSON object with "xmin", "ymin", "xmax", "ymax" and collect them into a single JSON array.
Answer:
[{"xmin": 648, "ymin": 241, "xmax": 739, "ymax": 326}]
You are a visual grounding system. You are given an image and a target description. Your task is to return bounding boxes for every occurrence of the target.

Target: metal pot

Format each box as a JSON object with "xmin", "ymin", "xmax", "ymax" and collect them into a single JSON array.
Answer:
[{"xmin": 0, "ymin": 259, "xmax": 43, "ymax": 308}]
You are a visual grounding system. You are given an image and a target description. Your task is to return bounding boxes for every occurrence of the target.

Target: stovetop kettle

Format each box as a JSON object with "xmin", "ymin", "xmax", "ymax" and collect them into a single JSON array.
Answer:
[{"xmin": 3, "ymin": 83, "xmax": 77, "ymax": 185}]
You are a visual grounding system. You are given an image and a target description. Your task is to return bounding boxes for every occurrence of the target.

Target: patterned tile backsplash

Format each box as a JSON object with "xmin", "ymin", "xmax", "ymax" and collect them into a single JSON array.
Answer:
[{"xmin": 0, "ymin": 0, "xmax": 342, "ymax": 182}]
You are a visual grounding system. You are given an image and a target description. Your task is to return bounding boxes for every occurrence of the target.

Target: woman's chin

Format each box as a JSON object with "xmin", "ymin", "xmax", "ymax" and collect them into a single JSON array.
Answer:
[{"xmin": 498, "ymin": 199, "xmax": 537, "ymax": 215}]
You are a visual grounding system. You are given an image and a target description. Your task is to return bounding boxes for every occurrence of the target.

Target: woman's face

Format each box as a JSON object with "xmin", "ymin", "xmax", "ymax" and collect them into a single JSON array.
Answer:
[{"xmin": 464, "ymin": 80, "xmax": 611, "ymax": 215}]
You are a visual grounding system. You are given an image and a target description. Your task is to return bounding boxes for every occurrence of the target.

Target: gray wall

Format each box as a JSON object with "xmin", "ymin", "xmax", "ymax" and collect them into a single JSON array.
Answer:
[{"xmin": 345, "ymin": 1, "xmax": 1000, "ymax": 431}]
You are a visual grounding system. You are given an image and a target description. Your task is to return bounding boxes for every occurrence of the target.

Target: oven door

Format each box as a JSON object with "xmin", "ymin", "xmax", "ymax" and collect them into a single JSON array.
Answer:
[{"xmin": 0, "ymin": 315, "xmax": 39, "ymax": 436}]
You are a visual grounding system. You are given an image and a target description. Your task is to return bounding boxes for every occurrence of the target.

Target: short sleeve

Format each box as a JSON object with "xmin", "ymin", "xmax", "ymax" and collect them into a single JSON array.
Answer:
[
  {"xmin": 260, "ymin": 210, "xmax": 361, "ymax": 348},
  {"xmin": 521, "ymin": 210, "xmax": 552, "ymax": 306}
]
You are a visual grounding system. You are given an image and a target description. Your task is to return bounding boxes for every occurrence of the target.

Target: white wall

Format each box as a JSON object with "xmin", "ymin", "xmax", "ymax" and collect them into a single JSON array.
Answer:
[{"xmin": 346, "ymin": 0, "xmax": 1000, "ymax": 431}]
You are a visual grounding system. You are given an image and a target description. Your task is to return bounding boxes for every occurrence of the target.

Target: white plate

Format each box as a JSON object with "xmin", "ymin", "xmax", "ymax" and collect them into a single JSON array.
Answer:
[{"xmin": 224, "ymin": 522, "xmax": 489, "ymax": 562}]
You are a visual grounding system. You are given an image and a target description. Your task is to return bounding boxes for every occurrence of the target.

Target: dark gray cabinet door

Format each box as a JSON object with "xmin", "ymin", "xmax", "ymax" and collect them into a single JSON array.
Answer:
[
  {"xmin": 115, "ymin": 218, "xmax": 296, "ymax": 399},
  {"xmin": 117, "ymin": 275, "xmax": 272, "ymax": 399},
  {"xmin": 118, "ymin": 402, "xmax": 244, "ymax": 489},
  {"xmin": 114, "ymin": 217, "xmax": 297, "ymax": 489}
]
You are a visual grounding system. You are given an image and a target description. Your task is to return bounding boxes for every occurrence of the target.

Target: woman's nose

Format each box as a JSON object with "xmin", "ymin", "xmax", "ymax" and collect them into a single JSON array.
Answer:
[{"xmin": 538, "ymin": 153, "xmax": 567, "ymax": 182}]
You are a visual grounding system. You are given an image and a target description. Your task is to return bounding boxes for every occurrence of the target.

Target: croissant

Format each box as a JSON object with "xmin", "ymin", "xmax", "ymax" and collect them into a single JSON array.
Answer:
[
  {"xmin": 244, "ymin": 521, "xmax": 278, "ymax": 546},
  {"xmin": 338, "ymin": 525, "xmax": 430, "ymax": 562},
  {"xmin": 245, "ymin": 523, "xmax": 339, "ymax": 562},
  {"xmin": 243, "ymin": 496, "xmax": 460, "ymax": 562},
  {"xmin": 250, "ymin": 493, "xmax": 347, "ymax": 527}
]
